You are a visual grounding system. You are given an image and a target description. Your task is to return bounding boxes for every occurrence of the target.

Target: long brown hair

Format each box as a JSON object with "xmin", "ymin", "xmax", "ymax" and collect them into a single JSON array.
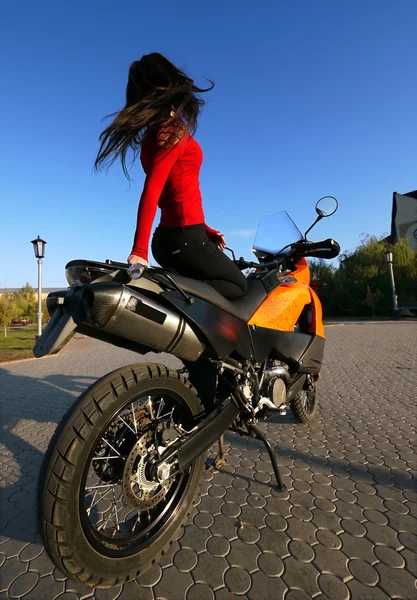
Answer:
[{"xmin": 94, "ymin": 53, "xmax": 214, "ymax": 178}]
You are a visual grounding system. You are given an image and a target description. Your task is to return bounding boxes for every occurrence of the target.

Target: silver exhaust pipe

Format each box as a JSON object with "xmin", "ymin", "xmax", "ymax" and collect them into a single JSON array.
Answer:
[
  {"xmin": 263, "ymin": 365, "xmax": 290, "ymax": 383},
  {"xmin": 87, "ymin": 283, "xmax": 205, "ymax": 362}
]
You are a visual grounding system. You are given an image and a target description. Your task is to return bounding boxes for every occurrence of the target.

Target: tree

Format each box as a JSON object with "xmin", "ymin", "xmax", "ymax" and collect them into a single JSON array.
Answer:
[
  {"xmin": 0, "ymin": 293, "xmax": 19, "ymax": 337},
  {"xmin": 42, "ymin": 299, "xmax": 49, "ymax": 324},
  {"xmin": 310, "ymin": 236, "xmax": 417, "ymax": 317},
  {"xmin": 15, "ymin": 283, "xmax": 37, "ymax": 322}
]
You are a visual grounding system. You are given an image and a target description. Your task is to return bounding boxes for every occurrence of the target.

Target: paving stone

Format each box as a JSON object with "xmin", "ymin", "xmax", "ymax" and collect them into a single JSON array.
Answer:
[
  {"xmin": 214, "ymin": 588, "xmax": 242, "ymax": 600},
  {"xmin": 224, "ymin": 567, "xmax": 251, "ymax": 595},
  {"xmin": 316, "ymin": 529, "xmax": 342, "ymax": 550},
  {"xmin": 0, "ymin": 557, "xmax": 26, "ymax": 592},
  {"xmin": 153, "ymin": 567, "xmax": 192, "ymax": 600},
  {"xmin": 193, "ymin": 512, "xmax": 214, "ymax": 530},
  {"xmin": 286, "ymin": 518, "xmax": 317, "ymax": 546},
  {"xmin": 282, "ymin": 557, "xmax": 320, "ymax": 597},
  {"xmin": 0, "ymin": 539, "xmax": 26, "ymax": 559},
  {"xmin": 348, "ymin": 559, "xmax": 379, "ymax": 586},
  {"xmin": 186, "ymin": 583, "xmax": 214, "ymax": 600},
  {"xmin": 191, "ymin": 552, "xmax": 228, "ymax": 589},
  {"xmin": 284, "ymin": 591, "xmax": 312, "ymax": 600},
  {"xmin": 237, "ymin": 524, "xmax": 260, "ymax": 544},
  {"xmin": 364, "ymin": 522, "xmax": 401, "ymax": 549},
  {"xmin": 118, "ymin": 584, "xmax": 152, "ymax": 600},
  {"xmin": 347, "ymin": 580, "xmax": 390, "ymax": 600},
  {"xmin": 47, "ymin": 593, "xmax": 79, "ymax": 600},
  {"xmin": 29, "ymin": 549, "xmax": 55, "ymax": 575},
  {"xmin": 386, "ymin": 511, "xmax": 417, "ymax": 534},
  {"xmin": 374, "ymin": 545, "xmax": 405, "ymax": 569},
  {"xmin": 288, "ymin": 540, "xmax": 315, "ymax": 563},
  {"xmin": 227, "ymin": 539, "xmax": 259, "ymax": 572},
  {"xmin": 7, "ymin": 571, "xmax": 39, "ymax": 599},
  {"xmin": 257, "ymin": 552, "xmax": 284, "ymax": 577},
  {"xmin": 290, "ymin": 506, "xmax": 313, "ymax": 522},
  {"xmin": 136, "ymin": 563, "xmax": 162, "ymax": 587},
  {"xmin": 313, "ymin": 544, "xmax": 351, "ymax": 580},
  {"xmin": 221, "ymin": 502, "xmax": 241, "ymax": 518},
  {"xmin": 335, "ymin": 500, "xmax": 365, "ymax": 521},
  {"xmin": 312, "ymin": 508, "xmax": 342, "ymax": 532},
  {"xmin": 313, "ymin": 496, "xmax": 337, "ymax": 511},
  {"xmin": 22, "ymin": 574, "xmax": 65, "ymax": 599},
  {"xmin": 340, "ymin": 533, "xmax": 377, "ymax": 563},
  {"xmin": 198, "ymin": 494, "xmax": 224, "ymax": 515},
  {"xmin": 173, "ymin": 548, "xmax": 198, "ymax": 573},
  {"xmin": 18, "ymin": 543, "xmax": 44, "ymax": 563},
  {"xmin": 318, "ymin": 574, "xmax": 350, "ymax": 600},
  {"xmin": 64, "ymin": 578, "xmax": 95, "ymax": 598},
  {"xmin": 340, "ymin": 519, "xmax": 366, "ymax": 537},
  {"xmin": 257, "ymin": 528, "xmax": 290, "ymax": 557},
  {"xmin": 264, "ymin": 514, "xmax": 287, "ymax": 532},
  {"xmin": 210, "ymin": 514, "xmax": 238, "ymax": 539},
  {"xmin": 400, "ymin": 548, "xmax": 417, "ymax": 577},
  {"xmin": 179, "ymin": 525, "xmax": 211, "ymax": 553},
  {"xmin": 247, "ymin": 570, "xmax": 287, "ymax": 600},
  {"xmin": 95, "ymin": 586, "xmax": 123, "ymax": 600},
  {"xmin": 398, "ymin": 532, "xmax": 417, "ymax": 552},
  {"xmin": 363, "ymin": 509, "xmax": 388, "ymax": 525},
  {"xmin": 376, "ymin": 562, "xmax": 417, "ymax": 600},
  {"xmin": 206, "ymin": 535, "xmax": 230, "ymax": 557}
]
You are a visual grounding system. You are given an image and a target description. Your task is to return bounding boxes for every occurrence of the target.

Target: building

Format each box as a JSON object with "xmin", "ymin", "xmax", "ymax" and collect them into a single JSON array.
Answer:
[{"xmin": 391, "ymin": 190, "xmax": 417, "ymax": 251}]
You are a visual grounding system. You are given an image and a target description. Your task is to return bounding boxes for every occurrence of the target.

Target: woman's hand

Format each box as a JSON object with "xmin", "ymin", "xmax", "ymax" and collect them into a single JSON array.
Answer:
[
  {"xmin": 127, "ymin": 254, "xmax": 148, "ymax": 280},
  {"xmin": 127, "ymin": 255, "xmax": 148, "ymax": 267},
  {"xmin": 211, "ymin": 232, "xmax": 226, "ymax": 251}
]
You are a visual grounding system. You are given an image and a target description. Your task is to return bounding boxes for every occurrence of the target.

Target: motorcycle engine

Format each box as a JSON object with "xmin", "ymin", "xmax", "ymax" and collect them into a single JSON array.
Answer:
[{"xmin": 266, "ymin": 377, "xmax": 287, "ymax": 408}]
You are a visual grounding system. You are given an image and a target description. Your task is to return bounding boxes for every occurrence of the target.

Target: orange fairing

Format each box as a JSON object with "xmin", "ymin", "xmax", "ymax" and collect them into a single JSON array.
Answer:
[
  {"xmin": 248, "ymin": 281, "xmax": 311, "ymax": 332},
  {"xmin": 248, "ymin": 257, "xmax": 325, "ymax": 338},
  {"xmin": 309, "ymin": 288, "xmax": 325, "ymax": 338},
  {"xmin": 292, "ymin": 257, "xmax": 310, "ymax": 284}
]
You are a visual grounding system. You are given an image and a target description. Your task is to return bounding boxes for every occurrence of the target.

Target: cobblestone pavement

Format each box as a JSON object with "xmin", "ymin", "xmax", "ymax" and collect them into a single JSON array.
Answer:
[{"xmin": 1, "ymin": 323, "xmax": 416, "ymax": 600}]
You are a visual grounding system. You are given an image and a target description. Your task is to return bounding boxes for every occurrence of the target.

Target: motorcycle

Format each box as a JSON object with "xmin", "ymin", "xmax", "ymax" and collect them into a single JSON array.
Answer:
[{"xmin": 35, "ymin": 196, "xmax": 340, "ymax": 588}]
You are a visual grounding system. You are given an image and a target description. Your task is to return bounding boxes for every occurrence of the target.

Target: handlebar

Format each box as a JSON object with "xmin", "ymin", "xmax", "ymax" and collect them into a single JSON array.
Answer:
[{"xmin": 235, "ymin": 238, "xmax": 340, "ymax": 271}]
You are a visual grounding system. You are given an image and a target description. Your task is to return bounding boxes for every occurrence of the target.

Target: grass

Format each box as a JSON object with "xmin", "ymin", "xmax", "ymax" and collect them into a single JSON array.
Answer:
[{"xmin": 0, "ymin": 325, "xmax": 74, "ymax": 363}]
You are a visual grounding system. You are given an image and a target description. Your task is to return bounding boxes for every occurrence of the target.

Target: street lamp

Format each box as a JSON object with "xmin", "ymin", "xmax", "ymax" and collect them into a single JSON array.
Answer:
[
  {"xmin": 385, "ymin": 250, "xmax": 399, "ymax": 316},
  {"xmin": 31, "ymin": 236, "xmax": 47, "ymax": 338}
]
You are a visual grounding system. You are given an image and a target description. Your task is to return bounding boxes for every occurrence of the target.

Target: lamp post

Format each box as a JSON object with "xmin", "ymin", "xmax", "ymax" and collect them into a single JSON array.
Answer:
[
  {"xmin": 385, "ymin": 250, "xmax": 399, "ymax": 317},
  {"xmin": 31, "ymin": 236, "xmax": 47, "ymax": 338}
]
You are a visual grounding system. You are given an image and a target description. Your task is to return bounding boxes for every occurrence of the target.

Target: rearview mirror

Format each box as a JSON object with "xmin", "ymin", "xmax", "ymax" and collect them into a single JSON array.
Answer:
[{"xmin": 316, "ymin": 196, "xmax": 338, "ymax": 217}]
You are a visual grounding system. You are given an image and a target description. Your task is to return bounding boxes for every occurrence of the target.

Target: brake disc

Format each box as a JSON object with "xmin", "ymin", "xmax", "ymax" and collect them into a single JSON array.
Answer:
[{"xmin": 122, "ymin": 430, "xmax": 172, "ymax": 510}]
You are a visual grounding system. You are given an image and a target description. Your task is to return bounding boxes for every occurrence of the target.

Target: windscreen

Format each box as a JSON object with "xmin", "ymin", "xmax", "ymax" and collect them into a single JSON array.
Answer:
[{"xmin": 253, "ymin": 211, "xmax": 303, "ymax": 256}]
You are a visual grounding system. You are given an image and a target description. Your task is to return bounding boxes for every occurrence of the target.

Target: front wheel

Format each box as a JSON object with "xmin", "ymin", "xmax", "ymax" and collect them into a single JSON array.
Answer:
[
  {"xmin": 38, "ymin": 363, "xmax": 206, "ymax": 588},
  {"xmin": 290, "ymin": 379, "xmax": 319, "ymax": 423}
]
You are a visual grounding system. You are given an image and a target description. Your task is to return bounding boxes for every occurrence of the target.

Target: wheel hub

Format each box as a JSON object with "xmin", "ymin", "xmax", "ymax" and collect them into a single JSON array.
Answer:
[{"xmin": 122, "ymin": 431, "xmax": 171, "ymax": 510}]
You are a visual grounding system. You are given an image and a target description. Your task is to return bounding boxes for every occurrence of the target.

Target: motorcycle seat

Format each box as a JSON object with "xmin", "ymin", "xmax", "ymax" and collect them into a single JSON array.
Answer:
[{"xmin": 149, "ymin": 271, "xmax": 267, "ymax": 322}]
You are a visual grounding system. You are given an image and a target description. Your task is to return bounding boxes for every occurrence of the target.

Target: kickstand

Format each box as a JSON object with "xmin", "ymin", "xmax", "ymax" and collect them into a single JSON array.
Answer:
[
  {"xmin": 247, "ymin": 423, "xmax": 286, "ymax": 492},
  {"xmin": 208, "ymin": 435, "xmax": 226, "ymax": 470}
]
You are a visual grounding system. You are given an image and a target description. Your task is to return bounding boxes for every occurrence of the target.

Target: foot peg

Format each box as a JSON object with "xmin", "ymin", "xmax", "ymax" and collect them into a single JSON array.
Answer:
[{"xmin": 247, "ymin": 424, "xmax": 286, "ymax": 492}]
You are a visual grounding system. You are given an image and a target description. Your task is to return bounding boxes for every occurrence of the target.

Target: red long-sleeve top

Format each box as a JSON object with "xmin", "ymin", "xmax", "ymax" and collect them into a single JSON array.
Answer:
[{"xmin": 131, "ymin": 132, "xmax": 218, "ymax": 261}]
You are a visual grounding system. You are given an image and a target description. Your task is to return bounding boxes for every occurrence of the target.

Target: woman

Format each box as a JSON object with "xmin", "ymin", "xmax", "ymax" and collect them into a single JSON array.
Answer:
[{"xmin": 94, "ymin": 53, "xmax": 247, "ymax": 300}]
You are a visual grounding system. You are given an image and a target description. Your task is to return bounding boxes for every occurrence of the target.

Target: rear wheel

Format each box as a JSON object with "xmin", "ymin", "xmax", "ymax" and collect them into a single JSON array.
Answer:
[
  {"xmin": 38, "ymin": 363, "xmax": 205, "ymax": 588},
  {"xmin": 290, "ymin": 379, "xmax": 319, "ymax": 423}
]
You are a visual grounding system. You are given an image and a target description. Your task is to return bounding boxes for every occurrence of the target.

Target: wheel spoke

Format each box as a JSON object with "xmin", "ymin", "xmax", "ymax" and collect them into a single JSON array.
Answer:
[
  {"xmin": 131, "ymin": 403, "xmax": 138, "ymax": 434},
  {"xmin": 118, "ymin": 414, "xmax": 136, "ymax": 435},
  {"xmin": 102, "ymin": 437, "xmax": 125, "ymax": 458}
]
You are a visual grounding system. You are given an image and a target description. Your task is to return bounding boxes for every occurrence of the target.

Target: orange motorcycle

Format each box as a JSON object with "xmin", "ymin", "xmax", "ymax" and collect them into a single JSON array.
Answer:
[{"xmin": 36, "ymin": 196, "xmax": 340, "ymax": 587}]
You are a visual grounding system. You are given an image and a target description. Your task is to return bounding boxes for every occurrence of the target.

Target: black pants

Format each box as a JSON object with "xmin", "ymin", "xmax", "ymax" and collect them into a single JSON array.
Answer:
[{"xmin": 152, "ymin": 224, "xmax": 247, "ymax": 299}]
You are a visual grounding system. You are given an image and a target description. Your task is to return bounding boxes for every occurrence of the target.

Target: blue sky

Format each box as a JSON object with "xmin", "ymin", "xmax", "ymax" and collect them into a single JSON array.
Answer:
[{"xmin": 1, "ymin": 0, "xmax": 416, "ymax": 288}]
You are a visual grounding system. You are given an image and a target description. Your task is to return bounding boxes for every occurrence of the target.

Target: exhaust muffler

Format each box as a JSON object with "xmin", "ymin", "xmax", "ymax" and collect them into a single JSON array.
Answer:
[{"xmin": 86, "ymin": 283, "xmax": 205, "ymax": 362}]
